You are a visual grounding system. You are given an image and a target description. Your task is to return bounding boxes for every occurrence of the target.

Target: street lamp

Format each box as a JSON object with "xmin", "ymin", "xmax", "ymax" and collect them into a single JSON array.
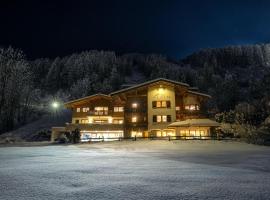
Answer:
[{"xmin": 52, "ymin": 101, "xmax": 59, "ymax": 109}]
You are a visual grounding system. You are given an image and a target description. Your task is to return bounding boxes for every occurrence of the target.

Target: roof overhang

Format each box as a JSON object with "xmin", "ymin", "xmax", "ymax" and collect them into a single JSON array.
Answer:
[
  {"xmin": 64, "ymin": 93, "xmax": 111, "ymax": 108},
  {"xmin": 110, "ymin": 78, "xmax": 190, "ymax": 96},
  {"xmin": 168, "ymin": 118, "xmax": 220, "ymax": 128}
]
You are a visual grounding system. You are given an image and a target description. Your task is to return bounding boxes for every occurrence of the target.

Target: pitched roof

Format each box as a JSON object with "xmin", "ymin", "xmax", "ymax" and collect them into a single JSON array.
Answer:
[
  {"xmin": 168, "ymin": 118, "xmax": 220, "ymax": 127},
  {"xmin": 187, "ymin": 90, "xmax": 211, "ymax": 98},
  {"xmin": 64, "ymin": 93, "xmax": 111, "ymax": 107},
  {"xmin": 110, "ymin": 78, "xmax": 190, "ymax": 95}
]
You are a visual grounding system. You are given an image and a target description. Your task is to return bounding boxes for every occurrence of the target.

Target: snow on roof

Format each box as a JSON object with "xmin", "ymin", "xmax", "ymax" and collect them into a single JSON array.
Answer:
[{"xmin": 168, "ymin": 118, "xmax": 220, "ymax": 127}]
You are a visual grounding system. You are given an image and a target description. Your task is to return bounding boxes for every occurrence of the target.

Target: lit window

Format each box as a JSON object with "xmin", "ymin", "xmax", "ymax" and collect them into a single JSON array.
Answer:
[
  {"xmin": 76, "ymin": 108, "xmax": 80, "ymax": 112},
  {"xmin": 185, "ymin": 104, "xmax": 200, "ymax": 111},
  {"xmin": 82, "ymin": 107, "xmax": 89, "ymax": 112},
  {"xmin": 114, "ymin": 106, "xmax": 124, "ymax": 112},
  {"xmin": 176, "ymin": 106, "xmax": 180, "ymax": 111},
  {"xmin": 131, "ymin": 131, "xmax": 143, "ymax": 137},
  {"xmin": 161, "ymin": 101, "xmax": 166, "ymax": 108},
  {"xmin": 162, "ymin": 115, "xmax": 167, "ymax": 122},
  {"xmin": 108, "ymin": 117, "xmax": 113, "ymax": 123},
  {"xmin": 156, "ymin": 131, "xmax": 162, "ymax": 137},
  {"xmin": 94, "ymin": 107, "xmax": 108, "ymax": 115},
  {"xmin": 153, "ymin": 101, "xmax": 170, "ymax": 108},
  {"xmin": 119, "ymin": 120, "xmax": 123, "ymax": 124},
  {"xmin": 81, "ymin": 119, "xmax": 88, "ymax": 124},
  {"xmin": 154, "ymin": 115, "xmax": 171, "ymax": 123},
  {"xmin": 190, "ymin": 105, "xmax": 196, "ymax": 110},
  {"xmin": 132, "ymin": 116, "xmax": 137, "ymax": 123},
  {"xmin": 132, "ymin": 103, "xmax": 138, "ymax": 108}
]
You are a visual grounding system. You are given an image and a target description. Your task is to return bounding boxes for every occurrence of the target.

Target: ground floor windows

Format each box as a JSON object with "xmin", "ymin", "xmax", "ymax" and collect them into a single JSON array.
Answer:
[
  {"xmin": 179, "ymin": 129, "xmax": 209, "ymax": 139},
  {"xmin": 131, "ymin": 131, "xmax": 143, "ymax": 137},
  {"xmin": 80, "ymin": 131, "xmax": 124, "ymax": 142}
]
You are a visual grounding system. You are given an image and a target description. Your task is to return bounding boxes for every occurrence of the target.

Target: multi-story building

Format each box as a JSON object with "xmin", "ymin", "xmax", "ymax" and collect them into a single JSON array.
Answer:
[{"xmin": 51, "ymin": 78, "xmax": 219, "ymax": 141}]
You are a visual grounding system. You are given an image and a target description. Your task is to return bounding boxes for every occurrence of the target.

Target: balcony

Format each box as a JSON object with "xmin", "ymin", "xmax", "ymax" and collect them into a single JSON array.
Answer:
[{"xmin": 66, "ymin": 123, "xmax": 124, "ymax": 131}]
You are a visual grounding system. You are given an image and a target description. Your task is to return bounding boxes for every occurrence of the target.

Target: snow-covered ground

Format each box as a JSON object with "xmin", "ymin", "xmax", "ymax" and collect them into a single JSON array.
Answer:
[{"xmin": 1, "ymin": 141, "xmax": 270, "ymax": 200}]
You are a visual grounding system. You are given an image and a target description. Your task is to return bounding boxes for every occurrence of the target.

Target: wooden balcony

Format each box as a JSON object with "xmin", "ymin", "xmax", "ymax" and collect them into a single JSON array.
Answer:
[{"xmin": 66, "ymin": 123, "xmax": 124, "ymax": 131}]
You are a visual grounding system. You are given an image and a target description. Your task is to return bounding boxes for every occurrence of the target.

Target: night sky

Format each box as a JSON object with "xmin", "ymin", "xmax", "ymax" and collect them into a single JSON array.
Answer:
[{"xmin": 1, "ymin": 0, "xmax": 270, "ymax": 59}]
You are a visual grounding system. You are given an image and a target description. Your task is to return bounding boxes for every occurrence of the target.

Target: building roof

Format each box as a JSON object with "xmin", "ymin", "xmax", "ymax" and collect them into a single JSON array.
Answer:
[
  {"xmin": 187, "ymin": 90, "xmax": 212, "ymax": 98},
  {"xmin": 64, "ymin": 93, "xmax": 111, "ymax": 107},
  {"xmin": 110, "ymin": 78, "xmax": 190, "ymax": 95},
  {"xmin": 168, "ymin": 118, "xmax": 220, "ymax": 127}
]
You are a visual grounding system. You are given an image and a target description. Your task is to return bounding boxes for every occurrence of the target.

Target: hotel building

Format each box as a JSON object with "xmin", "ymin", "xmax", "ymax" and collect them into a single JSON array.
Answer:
[{"xmin": 51, "ymin": 78, "xmax": 219, "ymax": 141}]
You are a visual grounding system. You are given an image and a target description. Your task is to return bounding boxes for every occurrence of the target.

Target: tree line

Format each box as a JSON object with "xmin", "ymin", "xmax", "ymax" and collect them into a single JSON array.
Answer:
[{"xmin": 0, "ymin": 44, "xmax": 270, "ymax": 136}]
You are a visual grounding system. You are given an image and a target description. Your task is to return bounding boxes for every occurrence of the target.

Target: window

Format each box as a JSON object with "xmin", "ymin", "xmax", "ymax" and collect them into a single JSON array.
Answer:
[
  {"xmin": 132, "ymin": 116, "xmax": 137, "ymax": 123},
  {"xmin": 152, "ymin": 101, "xmax": 171, "ymax": 108},
  {"xmin": 76, "ymin": 108, "xmax": 80, "ymax": 112},
  {"xmin": 153, "ymin": 115, "xmax": 157, "ymax": 122},
  {"xmin": 167, "ymin": 115, "xmax": 172, "ymax": 122},
  {"xmin": 75, "ymin": 120, "xmax": 79, "ymax": 124},
  {"xmin": 114, "ymin": 106, "xmax": 124, "ymax": 112},
  {"xmin": 176, "ymin": 106, "xmax": 180, "ymax": 111},
  {"xmin": 153, "ymin": 115, "xmax": 171, "ymax": 123},
  {"xmin": 82, "ymin": 107, "xmax": 89, "ymax": 112},
  {"xmin": 157, "ymin": 115, "xmax": 162, "ymax": 122},
  {"xmin": 113, "ymin": 119, "xmax": 124, "ymax": 124},
  {"xmin": 162, "ymin": 115, "xmax": 167, "ymax": 122},
  {"xmin": 185, "ymin": 104, "xmax": 200, "ymax": 111},
  {"xmin": 131, "ymin": 131, "xmax": 143, "ymax": 137},
  {"xmin": 132, "ymin": 103, "xmax": 138, "ymax": 108},
  {"xmin": 81, "ymin": 119, "xmax": 88, "ymax": 124},
  {"xmin": 94, "ymin": 107, "xmax": 108, "ymax": 115}
]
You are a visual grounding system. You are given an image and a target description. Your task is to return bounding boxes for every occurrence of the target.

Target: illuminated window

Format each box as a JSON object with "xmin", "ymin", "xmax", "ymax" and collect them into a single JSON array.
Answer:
[
  {"xmin": 114, "ymin": 106, "xmax": 124, "ymax": 112},
  {"xmin": 81, "ymin": 119, "xmax": 88, "ymax": 124},
  {"xmin": 153, "ymin": 115, "xmax": 171, "ymax": 123},
  {"xmin": 82, "ymin": 107, "xmax": 89, "ymax": 112},
  {"xmin": 162, "ymin": 115, "xmax": 167, "ymax": 122},
  {"xmin": 184, "ymin": 104, "xmax": 200, "ymax": 111},
  {"xmin": 131, "ymin": 131, "xmax": 143, "ymax": 137},
  {"xmin": 113, "ymin": 119, "xmax": 123, "ymax": 124},
  {"xmin": 176, "ymin": 106, "xmax": 180, "ymax": 111},
  {"xmin": 152, "ymin": 101, "xmax": 170, "ymax": 108},
  {"xmin": 132, "ymin": 103, "xmax": 138, "ymax": 108},
  {"xmin": 132, "ymin": 116, "xmax": 137, "ymax": 123},
  {"xmin": 190, "ymin": 105, "xmax": 196, "ymax": 110},
  {"xmin": 156, "ymin": 131, "xmax": 162, "ymax": 137},
  {"xmin": 94, "ymin": 107, "xmax": 108, "ymax": 115},
  {"xmin": 76, "ymin": 108, "xmax": 80, "ymax": 112},
  {"xmin": 161, "ymin": 101, "xmax": 167, "ymax": 108},
  {"xmin": 108, "ymin": 117, "xmax": 113, "ymax": 123}
]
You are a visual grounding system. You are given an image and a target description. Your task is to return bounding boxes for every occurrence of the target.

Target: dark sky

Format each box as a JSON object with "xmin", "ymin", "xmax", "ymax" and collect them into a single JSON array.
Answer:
[{"xmin": 1, "ymin": 0, "xmax": 270, "ymax": 59}]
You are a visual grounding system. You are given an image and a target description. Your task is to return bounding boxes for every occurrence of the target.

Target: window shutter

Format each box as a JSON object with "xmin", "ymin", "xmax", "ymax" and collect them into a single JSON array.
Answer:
[
  {"xmin": 153, "ymin": 115, "xmax": 157, "ymax": 122},
  {"xmin": 167, "ymin": 115, "xmax": 171, "ymax": 122},
  {"xmin": 166, "ymin": 101, "xmax": 171, "ymax": 108},
  {"xmin": 152, "ymin": 101, "xmax": 156, "ymax": 108}
]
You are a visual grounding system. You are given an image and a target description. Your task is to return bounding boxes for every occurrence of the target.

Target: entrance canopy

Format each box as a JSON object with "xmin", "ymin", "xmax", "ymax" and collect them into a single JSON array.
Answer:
[{"xmin": 168, "ymin": 118, "xmax": 220, "ymax": 128}]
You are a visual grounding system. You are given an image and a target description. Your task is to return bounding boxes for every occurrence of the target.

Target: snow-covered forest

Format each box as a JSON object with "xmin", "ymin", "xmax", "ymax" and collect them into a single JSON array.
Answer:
[{"xmin": 0, "ymin": 44, "xmax": 270, "ymax": 140}]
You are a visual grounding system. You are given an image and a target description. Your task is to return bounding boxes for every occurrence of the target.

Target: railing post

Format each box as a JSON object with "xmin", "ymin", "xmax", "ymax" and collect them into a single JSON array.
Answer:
[
  {"xmin": 168, "ymin": 136, "xmax": 171, "ymax": 141},
  {"xmin": 134, "ymin": 135, "xmax": 136, "ymax": 141}
]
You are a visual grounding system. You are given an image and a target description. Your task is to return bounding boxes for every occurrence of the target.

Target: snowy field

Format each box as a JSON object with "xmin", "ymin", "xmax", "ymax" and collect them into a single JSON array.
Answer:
[{"xmin": 1, "ymin": 141, "xmax": 270, "ymax": 200}]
